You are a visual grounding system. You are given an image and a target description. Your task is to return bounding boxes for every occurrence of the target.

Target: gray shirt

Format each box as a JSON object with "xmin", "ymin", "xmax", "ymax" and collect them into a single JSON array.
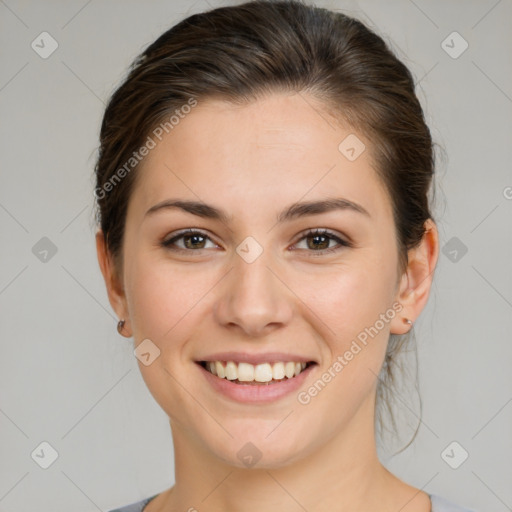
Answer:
[{"xmin": 108, "ymin": 493, "xmax": 477, "ymax": 512}]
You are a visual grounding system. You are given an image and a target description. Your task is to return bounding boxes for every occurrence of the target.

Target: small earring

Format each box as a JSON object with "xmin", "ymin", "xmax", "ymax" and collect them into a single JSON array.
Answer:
[
  {"xmin": 404, "ymin": 318, "xmax": 413, "ymax": 326},
  {"xmin": 117, "ymin": 319, "xmax": 125, "ymax": 334}
]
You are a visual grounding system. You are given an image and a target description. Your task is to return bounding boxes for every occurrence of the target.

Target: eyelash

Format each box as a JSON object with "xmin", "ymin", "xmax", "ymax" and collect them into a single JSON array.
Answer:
[{"xmin": 161, "ymin": 228, "xmax": 352, "ymax": 256}]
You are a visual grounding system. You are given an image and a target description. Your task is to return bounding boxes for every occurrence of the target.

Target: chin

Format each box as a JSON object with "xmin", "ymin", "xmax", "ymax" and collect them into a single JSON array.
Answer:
[{"xmin": 198, "ymin": 421, "xmax": 316, "ymax": 470}]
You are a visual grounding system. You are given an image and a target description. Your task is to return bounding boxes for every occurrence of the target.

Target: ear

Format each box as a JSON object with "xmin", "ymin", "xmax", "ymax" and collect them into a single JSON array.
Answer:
[
  {"xmin": 390, "ymin": 218, "xmax": 439, "ymax": 335},
  {"xmin": 96, "ymin": 230, "xmax": 131, "ymax": 337}
]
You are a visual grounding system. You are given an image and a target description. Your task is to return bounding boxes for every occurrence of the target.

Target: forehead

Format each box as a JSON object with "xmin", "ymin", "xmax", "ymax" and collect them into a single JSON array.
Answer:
[{"xmin": 128, "ymin": 92, "xmax": 392, "ymax": 224}]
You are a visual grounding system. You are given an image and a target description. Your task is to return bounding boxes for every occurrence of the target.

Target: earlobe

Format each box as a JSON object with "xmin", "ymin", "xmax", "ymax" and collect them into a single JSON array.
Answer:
[
  {"xmin": 390, "ymin": 219, "xmax": 439, "ymax": 334},
  {"xmin": 95, "ymin": 230, "xmax": 131, "ymax": 336}
]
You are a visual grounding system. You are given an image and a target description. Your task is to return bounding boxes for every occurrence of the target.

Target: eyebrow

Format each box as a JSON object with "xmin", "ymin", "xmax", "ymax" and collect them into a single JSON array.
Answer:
[{"xmin": 144, "ymin": 197, "xmax": 371, "ymax": 223}]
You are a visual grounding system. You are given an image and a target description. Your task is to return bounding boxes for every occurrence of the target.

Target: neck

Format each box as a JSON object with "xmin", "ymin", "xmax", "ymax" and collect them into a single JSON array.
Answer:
[{"xmin": 157, "ymin": 392, "xmax": 420, "ymax": 512}]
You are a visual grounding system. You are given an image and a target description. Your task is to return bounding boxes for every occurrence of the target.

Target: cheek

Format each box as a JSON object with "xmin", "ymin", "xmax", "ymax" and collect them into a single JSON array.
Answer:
[
  {"xmin": 125, "ymin": 252, "xmax": 224, "ymax": 410},
  {"xmin": 125, "ymin": 255, "xmax": 205, "ymax": 419},
  {"xmin": 293, "ymin": 254, "xmax": 396, "ymax": 338},
  {"xmin": 126, "ymin": 250, "xmax": 205, "ymax": 339},
  {"xmin": 295, "ymin": 254, "xmax": 395, "ymax": 396}
]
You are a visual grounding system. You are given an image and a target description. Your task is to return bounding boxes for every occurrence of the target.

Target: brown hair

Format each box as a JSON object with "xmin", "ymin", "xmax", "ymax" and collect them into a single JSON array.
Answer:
[{"xmin": 94, "ymin": 0, "xmax": 437, "ymax": 449}]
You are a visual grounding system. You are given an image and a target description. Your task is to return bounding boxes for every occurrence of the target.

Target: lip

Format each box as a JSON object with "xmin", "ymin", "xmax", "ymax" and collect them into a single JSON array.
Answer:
[
  {"xmin": 196, "ymin": 360, "xmax": 317, "ymax": 403},
  {"xmin": 195, "ymin": 351, "xmax": 316, "ymax": 365}
]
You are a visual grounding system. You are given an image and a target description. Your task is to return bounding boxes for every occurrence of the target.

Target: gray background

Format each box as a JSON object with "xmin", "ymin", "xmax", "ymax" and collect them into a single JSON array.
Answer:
[{"xmin": 1, "ymin": 0, "xmax": 511, "ymax": 511}]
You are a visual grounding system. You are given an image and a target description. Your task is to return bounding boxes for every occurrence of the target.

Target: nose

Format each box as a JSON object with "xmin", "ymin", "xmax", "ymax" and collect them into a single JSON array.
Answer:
[{"xmin": 213, "ymin": 247, "xmax": 294, "ymax": 338}]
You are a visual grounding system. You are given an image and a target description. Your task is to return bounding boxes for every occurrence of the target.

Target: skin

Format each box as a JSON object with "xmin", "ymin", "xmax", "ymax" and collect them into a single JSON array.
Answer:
[{"xmin": 97, "ymin": 91, "xmax": 439, "ymax": 512}]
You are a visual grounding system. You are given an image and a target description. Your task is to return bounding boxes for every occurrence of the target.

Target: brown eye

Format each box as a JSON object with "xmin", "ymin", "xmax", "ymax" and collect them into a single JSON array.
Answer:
[
  {"xmin": 293, "ymin": 229, "xmax": 351, "ymax": 255},
  {"xmin": 161, "ymin": 229, "xmax": 216, "ymax": 252}
]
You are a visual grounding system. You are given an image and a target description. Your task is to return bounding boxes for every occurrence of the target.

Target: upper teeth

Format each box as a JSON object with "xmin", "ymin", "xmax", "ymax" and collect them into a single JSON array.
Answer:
[{"xmin": 205, "ymin": 361, "xmax": 307, "ymax": 382}]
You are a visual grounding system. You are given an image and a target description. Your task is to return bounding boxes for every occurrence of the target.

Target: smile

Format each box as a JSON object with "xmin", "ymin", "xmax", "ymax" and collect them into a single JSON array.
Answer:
[
  {"xmin": 196, "ymin": 358, "xmax": 317, "ymax": 403},
  {"xmin": 199, "ymin": 360, "xmax": 313, "ymax": 385}
]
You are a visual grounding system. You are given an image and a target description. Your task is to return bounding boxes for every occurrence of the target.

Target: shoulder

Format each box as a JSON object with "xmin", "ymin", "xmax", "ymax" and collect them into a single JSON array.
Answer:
[
  {"xmin": 107, "ymin": 494, "xmax": 158, "ymax": 512},
  {"xmin": 430, "ymin": 494, "xmax": 477, "ymax": 512}
]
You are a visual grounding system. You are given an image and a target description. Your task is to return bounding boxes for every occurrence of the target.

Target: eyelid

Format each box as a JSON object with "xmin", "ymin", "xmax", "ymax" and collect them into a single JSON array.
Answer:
[
  {"xmin": 162, "ymin": 228, "xmax": 219, "ymax": 249},
  {"xmin": 294, "ymin": 227, "xmax": 351, "ymax": 245},
  {"xmin": 291, "ymin": 227, "xmax": 352, "ymax": 253}
]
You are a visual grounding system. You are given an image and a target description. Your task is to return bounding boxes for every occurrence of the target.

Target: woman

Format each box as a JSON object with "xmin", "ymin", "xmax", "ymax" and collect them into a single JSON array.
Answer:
[{"xmin": 95, "ymin": 1, "xmax": 475, "ymax": 511}]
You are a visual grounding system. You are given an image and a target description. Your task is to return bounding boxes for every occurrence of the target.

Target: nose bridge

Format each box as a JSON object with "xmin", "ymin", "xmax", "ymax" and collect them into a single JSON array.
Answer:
[
  {"xmin": 214, "ymin": 238, "xmax": 293, "ymax": 336},
  {"xmin": 234, "ymin": 240, "xmax": 275, "ymax": 297}
]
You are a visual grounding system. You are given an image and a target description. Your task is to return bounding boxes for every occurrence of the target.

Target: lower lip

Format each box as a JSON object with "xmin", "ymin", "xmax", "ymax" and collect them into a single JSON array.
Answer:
[{"xmin": 196, "ymin": 362, "xmax": 316, "ymax": 403}]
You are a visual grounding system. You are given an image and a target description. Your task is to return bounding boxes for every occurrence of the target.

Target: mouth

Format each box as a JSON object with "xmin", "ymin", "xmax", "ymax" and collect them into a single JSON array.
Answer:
[{"xmin": 197, "ymin": 360, "xmax": 317, "ymax": 385}]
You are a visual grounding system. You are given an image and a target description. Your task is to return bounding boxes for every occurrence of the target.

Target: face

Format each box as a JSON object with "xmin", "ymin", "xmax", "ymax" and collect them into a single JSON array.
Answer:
[{"xmin": 103, "ymin": 92, "xmax": 412, "ymax": 468}]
